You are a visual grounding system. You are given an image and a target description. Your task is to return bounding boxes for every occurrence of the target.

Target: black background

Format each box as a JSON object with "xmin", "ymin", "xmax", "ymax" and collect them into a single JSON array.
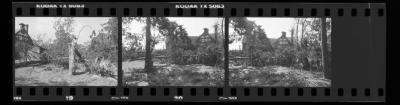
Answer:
[{"xmin": 8, "ymin": 0, "xmax": 392, "ymax": 104}]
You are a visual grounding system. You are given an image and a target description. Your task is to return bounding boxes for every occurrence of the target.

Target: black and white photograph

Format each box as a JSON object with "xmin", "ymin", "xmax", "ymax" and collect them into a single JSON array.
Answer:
[
  {"xmin": 14, "ymin": 17, "xmax": 118, "ymax": 86},
  {"xmin": 229, "ymin": 17, "xmax": 332, "ymax": 87},
  {"xmin": 122, "ymin": 17, "xmax": 225, "ymax": 86}
]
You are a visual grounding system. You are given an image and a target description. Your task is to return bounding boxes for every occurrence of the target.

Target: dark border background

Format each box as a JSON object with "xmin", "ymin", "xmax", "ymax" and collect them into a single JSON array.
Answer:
[
  {"xmin": 11, "ymin": 2, "xmax": 385, "ymax": 100},
  {"xmin": 8, "ymin": 0, "xmax": 391, "ymax": 104}
]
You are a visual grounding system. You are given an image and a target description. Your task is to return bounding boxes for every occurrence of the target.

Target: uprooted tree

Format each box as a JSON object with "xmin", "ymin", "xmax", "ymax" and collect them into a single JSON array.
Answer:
[{"xmin": 84, "ymin": 18, "xmax": 118, "ymax": 77}]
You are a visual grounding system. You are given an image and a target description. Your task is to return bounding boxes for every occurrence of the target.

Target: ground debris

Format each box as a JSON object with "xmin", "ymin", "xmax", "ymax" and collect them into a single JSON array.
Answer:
[
  {"xmin": 123, "ymin": 62, "xmax": 224, "ymax": 86},
  {"xmin": 229, "ymin": 66, "xmax": 331, "ymax": 87},
  {"xmin": 15, "ymin": 63, "xmax": 117, "ymax": 86},
  {"xmin": 126, "ymin": 81, "xmax": 149, "ymax": 86}
]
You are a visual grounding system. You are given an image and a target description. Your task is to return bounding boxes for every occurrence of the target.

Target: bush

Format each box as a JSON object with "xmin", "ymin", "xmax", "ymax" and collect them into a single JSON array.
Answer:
[
  {"xmin": 274, "ymin": 47, "xmax": 296, "ymax": 67},
  {"xmin": 233, "ymin": 45, "xmax": 298, "ymax": 68},
  {"xmin": 152, "ymin": 49, "xmax": 167, "ymax": 56},
  {"xmin": 171, "ymin": 45, "xmax": 223, "ymax": 66},
  {"xmin": 52, "ymin": 58, "xmax": 69, "ymax": 69},
  {"xmin": 251, "ymin": 50, "xmax": 275, "ymax": 67},
  {"xmin": 87, "ymin": 58, "xmax": 117, "ymax": 78}
]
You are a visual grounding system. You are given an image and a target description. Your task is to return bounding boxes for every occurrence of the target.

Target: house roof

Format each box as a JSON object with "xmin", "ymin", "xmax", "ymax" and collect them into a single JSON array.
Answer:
[
  {"xmin": 187, "ymin": 33, "xmax": 223, "ymax": 46},
  {"xmin": 15, "ymin": 28, "xmax": 47, "ymax": 52}
]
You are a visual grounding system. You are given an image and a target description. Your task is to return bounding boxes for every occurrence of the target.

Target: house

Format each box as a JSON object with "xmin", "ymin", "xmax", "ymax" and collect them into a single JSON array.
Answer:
[
  {"xmin": 165, "ymin": 28, "xmax": 224, "ymax": 66},
  {"xmin": 189, "ymin": 28, "xmax": 223, "ymax": 48},
  {"xmin": 15, "ymin": 23, "xmax": 47, "ymax": 62},
  {"xmin": 242, "ymin": 28, "xmax": 274, "ymax": 52},
  {"xmin": 168, "ymin": 28, "xmax": 223, "ymax": 51},
  {"xmin": 273, "ymin": 31, "xmax": 293, "ymax": 49}
]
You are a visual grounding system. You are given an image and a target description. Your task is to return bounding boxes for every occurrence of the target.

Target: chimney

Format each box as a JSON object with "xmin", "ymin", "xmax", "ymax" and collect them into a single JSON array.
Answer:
[
  {"xmin": 290, "ymin": 29, "xmax": 294, "ymax": 43},
  {"xmin": 214, "ymin": 25, "xmax": 218, "ymax": 41},
  {"xmin": 203, "ymin": 28, "xmax": 209, "ymax": 34},
  {"xmin": 26, "ymin": 24, "xmax": 29, "ymax": 34},
  {"xmin": 281, "ymin": 31, "xmax": 286, "ymax": 38},
  {"xmin": 19, "ymin": 23, "xmax": 24, "ymax": 32}
]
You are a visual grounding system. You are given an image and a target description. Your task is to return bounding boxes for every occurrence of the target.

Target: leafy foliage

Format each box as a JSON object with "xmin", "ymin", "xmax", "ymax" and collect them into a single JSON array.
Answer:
[
  {"xmin": 230, "ymin": 18, "xmax": 332, "ymax": 72},
  {"xmin": 122, "ymin": 17, "xmax": 224, "ymax": 67},
  {"xmin": 49, "ymin": 17, "xmax": 74, "ymax": 59},
  {"xmin": 86, "ymin": 18, "xmax": 118, "ymax": 63},
  {"xmin": 171, "ymin": 44, "xmax": 223, "ymax": 66},
  {"xmin": 83, "ymin": 18, "xmax": 118, "ymax": 77}
]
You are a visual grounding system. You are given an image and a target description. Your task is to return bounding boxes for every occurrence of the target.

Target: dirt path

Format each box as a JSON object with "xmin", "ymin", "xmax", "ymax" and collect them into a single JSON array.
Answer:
[{"xmin": 15, "ymin": 64, "xmax": 117, "ymax": 86}]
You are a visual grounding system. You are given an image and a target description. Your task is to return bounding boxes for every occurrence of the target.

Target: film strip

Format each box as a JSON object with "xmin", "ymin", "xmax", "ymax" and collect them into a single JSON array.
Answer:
[{"xmin": 12, "ymin": 2, "xmax": 386, "ymax": 102}]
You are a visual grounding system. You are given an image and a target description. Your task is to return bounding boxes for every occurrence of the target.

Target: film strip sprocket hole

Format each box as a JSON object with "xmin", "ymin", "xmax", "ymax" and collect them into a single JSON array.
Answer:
[
  {"xmin": 14, "ymin": 87, "xmax": 385, "ymax": 101},
  {"xmin": 15, "ymin": 7, "xmax": 385, "ymax": 17},
  {"xmin": 12, "ymin": 2, "xmax": 385, "ymax": 102}
]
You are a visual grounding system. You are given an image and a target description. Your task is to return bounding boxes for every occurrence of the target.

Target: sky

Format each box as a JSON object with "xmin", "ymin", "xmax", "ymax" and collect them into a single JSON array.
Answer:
[
  {"xmin": 168, "ymin": 17, "xmax": 224, "ymax": 36},
  {"xmin": 15, "ymin": 17, "xmax": 111, "ymax": 45},
  {"xmin": 16, "ymin": 17, "xmax": 325, "ymax": 51},
  {"xmin": 124, "ymin": 17, "xmax": 224, "ymax": 50}
]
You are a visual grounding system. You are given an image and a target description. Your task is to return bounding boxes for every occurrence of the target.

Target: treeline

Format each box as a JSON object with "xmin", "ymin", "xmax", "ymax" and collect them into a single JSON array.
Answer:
[
  {"xmin": 123, "ymin": 17, "xmax": 225, "ymax": 73},
  {"xmin": 230, "ymin": 17, "xmax": 331, "ymax": 79}
]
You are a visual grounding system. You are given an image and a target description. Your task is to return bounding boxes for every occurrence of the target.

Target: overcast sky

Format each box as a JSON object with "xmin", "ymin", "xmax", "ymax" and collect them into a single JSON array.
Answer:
[
  {"xmin": 15, "ymin": 17, "xmax": 111, "ymax": 45},
  {"xmin": 16, "ymin": 17, "xmax": 326, "ymax": 51},
  {"xmin": 124, "ymin": 17, "xmax": 224, "ymax": 50},
  {"xmin": 168, "ymin": 17, "xmax": 224, "ymax": 36}
]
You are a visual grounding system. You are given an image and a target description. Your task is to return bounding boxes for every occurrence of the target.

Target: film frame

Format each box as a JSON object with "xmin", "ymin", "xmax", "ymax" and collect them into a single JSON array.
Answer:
[{"xmin": 12, "ymin": 2, "xmax": 386, "ymax": 102}]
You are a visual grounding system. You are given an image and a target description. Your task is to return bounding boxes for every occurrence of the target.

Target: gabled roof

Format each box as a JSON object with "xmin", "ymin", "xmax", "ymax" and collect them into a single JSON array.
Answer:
[
  {"xmin": 15, "ymin": 28, "xmax": 47, "ymax": 52},
  {"xmin": 187, "ymin": 33, "xmax": 223, "ymax": 46}
]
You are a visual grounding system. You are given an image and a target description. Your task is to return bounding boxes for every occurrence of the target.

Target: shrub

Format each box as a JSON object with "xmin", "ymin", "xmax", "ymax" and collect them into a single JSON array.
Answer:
[
  {"xmin": 87, "ymin": 58, "xmax": 117, "ymax": 78},
  {"xmin": 52, "ymin": 58, "xmax": 69, "ymax": 69},
  {"xmin": 274, "ymin": 47, "xmax": 296, "ymax": 67},
  {"xmin": 171, "ymin": 45, "xmax": 223, "ymax": 66},
  {"xmin": 251, "ymin": 50, "xmax": 275, "ymax": 67}
]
